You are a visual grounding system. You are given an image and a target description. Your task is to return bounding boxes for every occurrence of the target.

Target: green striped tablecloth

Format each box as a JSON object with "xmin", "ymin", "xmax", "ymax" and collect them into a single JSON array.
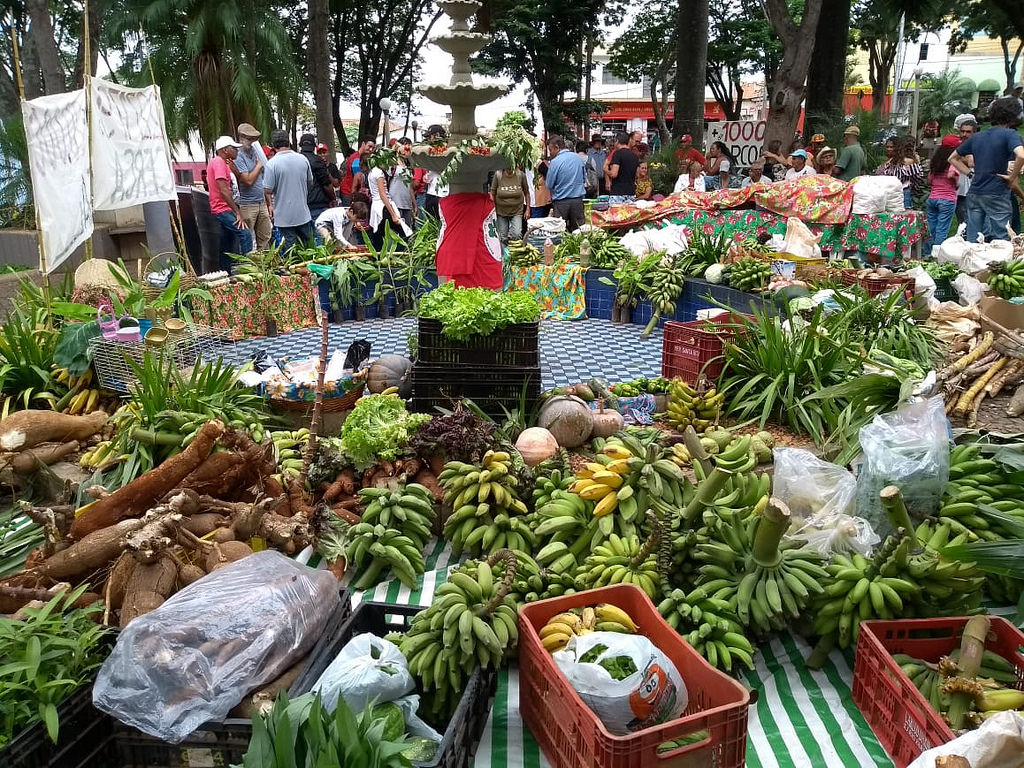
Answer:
[{"xmin": 298, "ymin": 540, "xmax": 1016, "ymax": 768}]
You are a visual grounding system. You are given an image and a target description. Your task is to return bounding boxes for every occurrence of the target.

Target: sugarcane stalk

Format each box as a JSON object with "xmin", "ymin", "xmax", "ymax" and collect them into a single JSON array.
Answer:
[
  {"xmin": 880, "ymin": 486, "xmax": 914, "ymax": 536},
  {"xmin": 751, "ymin": 498, "xmax": 790, "ymax": 567},
  {"xmin": 937, "ymin": 331, "xmax": 994, "ymax": 381},
  {"xmin": 946, "ymin": 615, "xmax": 990, "ymax": 731},
  {"xmin": 954, "ymin": 358, "xmax": 1007, "ymax": 416}
]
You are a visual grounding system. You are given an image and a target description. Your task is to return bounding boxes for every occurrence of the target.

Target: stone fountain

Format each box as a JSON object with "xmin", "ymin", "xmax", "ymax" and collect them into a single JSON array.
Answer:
[{"xmin": 412, "ymin": 0, "xmax": 511, "ymax": 288}]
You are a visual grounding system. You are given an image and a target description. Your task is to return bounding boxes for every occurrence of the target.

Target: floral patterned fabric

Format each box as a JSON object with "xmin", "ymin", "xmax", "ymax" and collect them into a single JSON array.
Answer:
[
  {"xmin": 592, "ymin": 176, "xmax": 856, "ymax": 229},
  {"xmin": 643, "ymin": 209, "xmax": 927, "ymax": 261},
  {"xmin": 194, "ymin": 274, "xmax": 318, "ymax": 340},
  {"xmin": 257, "ymin": 374, "xmax": 362, "ymax": 402},
  {"xmin": 504, "ymin": 263, "xmax": 586, "ymax": 320}
]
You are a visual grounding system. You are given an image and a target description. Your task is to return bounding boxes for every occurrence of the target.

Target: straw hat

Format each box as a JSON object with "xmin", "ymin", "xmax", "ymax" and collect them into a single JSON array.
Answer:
[{"xmin": 74, "ymin": 259, "xmax": 122, "ymax": 291}]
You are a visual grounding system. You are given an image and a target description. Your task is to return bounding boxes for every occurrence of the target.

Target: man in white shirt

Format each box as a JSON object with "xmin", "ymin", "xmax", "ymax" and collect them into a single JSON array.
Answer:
[
  {"xmin": 741, "ymin": 160, "xmax": 768, "ymax": 188},
  {"xmin": 785, "ymin": 150, "xmax": 816, "ymax": 181}
]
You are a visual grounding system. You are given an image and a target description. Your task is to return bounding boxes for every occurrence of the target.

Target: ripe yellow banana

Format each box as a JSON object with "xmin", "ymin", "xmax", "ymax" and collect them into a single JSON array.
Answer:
[
  {"xmin": 602, "ymin": 445, "xmax": 633, "ymax": 460},
  {"xmin": 591, "ymin": 471, "xmax": 624, "ymax": 489},
  {"xmin": 579, "ymin": 483, "xmax": 613, "ymax": 501},
  {"xmin": 595, "ymin": 604, "xmax": 639, "ymax": 632},
  {"xmin": 593, "ymin": 492, "xmax": 618, "ymax": 517}
]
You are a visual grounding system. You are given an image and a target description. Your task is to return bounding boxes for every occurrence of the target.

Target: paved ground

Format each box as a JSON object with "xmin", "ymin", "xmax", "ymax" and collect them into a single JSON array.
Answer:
[{"xmin": 227, "ymin": 317, "xmax": 664, "ymax": 390}]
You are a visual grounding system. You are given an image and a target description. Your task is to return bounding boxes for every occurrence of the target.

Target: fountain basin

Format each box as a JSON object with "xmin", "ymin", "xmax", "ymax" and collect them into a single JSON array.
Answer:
[
  {"xmin": 436, "ymin": 0, "xmax": 481, "ymax": 30},
  {"xmin": 434, "ymin": 31, "xmax": 490, "ymax": 58},
  {"xmin": 419, "ymin": 83, "xmax": 507, "ymax": 108}
]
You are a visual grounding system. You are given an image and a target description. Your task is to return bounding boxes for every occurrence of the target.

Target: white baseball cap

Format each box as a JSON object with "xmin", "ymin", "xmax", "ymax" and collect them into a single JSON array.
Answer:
[{"xmin": 214, "ymin": 135, "xmax": 242, "ymax": 152}]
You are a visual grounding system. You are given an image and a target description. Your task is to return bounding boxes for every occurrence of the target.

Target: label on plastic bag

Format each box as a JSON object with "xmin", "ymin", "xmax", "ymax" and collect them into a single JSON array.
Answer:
[{"xmin": 626, "ymin": 659, "xmax": 679, "ymax": 731}]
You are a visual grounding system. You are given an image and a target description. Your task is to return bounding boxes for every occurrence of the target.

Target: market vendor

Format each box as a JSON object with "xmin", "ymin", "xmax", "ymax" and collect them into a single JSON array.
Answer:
[
  {"xmin": 815, "ymin": 147, "xmax": 837, "ymax": 176},
  {"xmin": 314, "ymin": 201, "xmax": 370, "ymax": 247}
]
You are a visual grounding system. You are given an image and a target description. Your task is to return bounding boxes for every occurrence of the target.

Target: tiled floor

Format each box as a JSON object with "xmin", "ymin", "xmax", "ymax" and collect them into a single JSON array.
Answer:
[{"xmin": 227, "ymin": 317, "xmax": 663, "ymax": 389}]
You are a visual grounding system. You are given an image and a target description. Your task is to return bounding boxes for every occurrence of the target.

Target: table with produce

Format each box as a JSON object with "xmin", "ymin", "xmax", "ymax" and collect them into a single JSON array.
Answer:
[
  {"xmin": 190, "ymin": 271, "xmax": 319, "ymax": 340},
  {"xmin": 4, "ymin": 230, "xmax": 1024, "ymax": 768}
]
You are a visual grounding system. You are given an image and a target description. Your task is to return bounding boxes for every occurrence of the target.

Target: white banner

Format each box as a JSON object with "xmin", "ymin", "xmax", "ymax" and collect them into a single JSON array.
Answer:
[
  {"xmin": 21, "ymin": 90, "xmax": 93, "ymax": 273},
  {"xmin": 90, "ymin": 79, "xmax": 176, "ymax": 210},
  {"xmin": 706, "ymin": 120, "xmax": 767, "ymax": 168}
]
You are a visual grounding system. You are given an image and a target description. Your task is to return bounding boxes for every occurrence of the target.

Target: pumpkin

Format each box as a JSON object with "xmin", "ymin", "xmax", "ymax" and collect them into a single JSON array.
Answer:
[
  {"xmin": 537, "ymin": 395, "xmax": 594, "ymax": 448},
  {"xmin": 515, "ymin": 427, "xmax": 559, "ymax": 466},
  {"xmin": 366, "ymin": 355, "xmax": 412, "ymax": 398},
  {"xmin": 590, "ymin": 399, "xmax": 623, "ymax": 439}
]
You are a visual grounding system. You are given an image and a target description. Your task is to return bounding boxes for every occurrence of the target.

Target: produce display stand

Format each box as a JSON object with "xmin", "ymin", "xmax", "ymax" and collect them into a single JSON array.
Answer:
[{"xmin": 189, "ymin": 273, "xmax": 319, "ymax": 339}]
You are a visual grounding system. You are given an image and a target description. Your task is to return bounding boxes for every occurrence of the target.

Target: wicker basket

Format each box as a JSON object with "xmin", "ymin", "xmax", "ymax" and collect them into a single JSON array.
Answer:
[
  {"xmin": 270, "ymin": 383, "xmax": 365, "ymax": 413},
  {"xmin": 141, "ymin": 251, "xmax": 199, "ymax": 302}
]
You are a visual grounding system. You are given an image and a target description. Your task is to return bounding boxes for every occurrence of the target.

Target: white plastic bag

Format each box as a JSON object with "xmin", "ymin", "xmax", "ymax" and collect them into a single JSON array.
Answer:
[
  {"xmin": 312, "ymin": 633, "xmax": 414, "ymax": 713},
  {"xmin": 907, "ymin": 710, "xmax": 1024, "ymax": 768},
  {"xmin": 772, "ymin": 448, "xmax": 857, "ymax": 524},
  {"xmin": 553, "ymin": 631, "xmax": 687, "ymax": 735},
  {"xmin": 780, "ymin": 217, "xmax": 822, "ymax": 260},
  {"xmin": 798, "ymin": 513, "xmax": 881, "ymax": 557},
  {"xmin": 905, "ymin": 266, "xmax": 936, "ymax": 303},
  {"xmin": 850, "ymin": 177, "xmax": 895, "ymax": 215},
  {"xmin": 92, "ymin": 551, "xmax": 340, "ymax": 743},
  {"xmin": 952, "ymin": 273, "xmax": 986, "ymax": 305}
]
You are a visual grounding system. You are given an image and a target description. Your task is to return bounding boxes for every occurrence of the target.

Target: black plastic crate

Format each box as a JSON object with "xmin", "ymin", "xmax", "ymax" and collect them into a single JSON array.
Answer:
[
  {"xmin": 109, "ymin": 588, "xmax": 353, "ymax": 767},
  {"xmin": 412, "ymin": 362, "xmax": 541, "ymax": 418},
  {"xmin": 292, "ymin": 601, "xmax": 497, "ymax": 768},
  {"xmin": 416, "ymin": 317, "xmax": 540, "ymax": 367},
  {"xmin": 0, "ymin": 685, "xmax": 115, "ymax": 768},
  {"xmin": 933, "ymin": 276, "xmax": 957, "ymax": 302}
]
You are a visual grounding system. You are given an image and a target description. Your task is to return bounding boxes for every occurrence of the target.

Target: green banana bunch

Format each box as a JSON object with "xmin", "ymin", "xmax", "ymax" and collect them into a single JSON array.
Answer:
[
  {"xmin": 397, "ymin": 551, "xmax": 519, "ymax": 719},
  {"xmin": 439, "ymin": 450, "xmax": 532, "ymax": 556},
  {"xmin": 641, "ymin": 265, "xmax": 685, "ymax": 339},
  {"xmin": 345, "ymin": 483, "xmax": 437, "ymax": 590},
  {"xmin": 269, "ymin": 428, "xmax": 310, "ymax": 478},
  {"xmin": 533, "ymin": 489, "xmax": 594, "ymax": 574},
  {"xmin": 591, "ymin": 237, "xmax": 631, "ymax": 269},
  {"xmin": 506, "ymin": 240, "xmax": 542, "ymax": 267},
  {"xmin": 664, "ymin": 379, "xmax": 724, "ymax": 432},
  {"xmin": 532, "ymin": 466, "xmax": 574, "ymax": 509},
  {"xmin": 658, "ymin": 586, "xmax": 756, "ymax": 672},
  {"xmin": 893, "ymin": 654, "xmax": 948, "ymax": 714},
  {"xmin": 577, "ymin": 517, "xmax": 661, "ymax": 600},
  {"xmin": 985, "ymin": 258, "xmax": 1024, "ymax": 300},
  {"xmin": 727, "ymin": 257, "xmax": 771, "ymax": 292}
]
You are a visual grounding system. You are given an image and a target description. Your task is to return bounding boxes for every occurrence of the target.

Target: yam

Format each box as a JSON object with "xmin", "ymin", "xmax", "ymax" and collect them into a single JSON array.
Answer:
[
  {"xmin": 204, "ymin": 541, "xmax": 253, "ymax": 573},
  {"xmin": 181, "ymin": 513, "xmax": 229, "ymax": 537},
  {"xmin": 1008, "ymin": 383, "xmax": 1024, "ymax": 418},
  {"xmin": 0, "ymin": 410, "xmax": 107, "ymax": 452},
  {"xmin": 8, "ymin": 441, "xmax": 80, "ymax": 475},
  {"xmin": 119, "ymin": 553, "xmax": 177, "ymax": 627},
  {"xmin": 321, "ymin": 468, "xmax": 356, "ymax": 503},
  {"xmin": 70, "ymin": 420, "xmax": 224, "ymax": 539},
  {"xmin": 33, "ymin": 518, "xmax": 147, "ymax": 580},
  {"xmin": 0, "ymin": 585, "xmax": 101, "ymax": 614},
  {"xmin": 106, "ymin": 552, "xmax": 138, "ymax": 610},
  {"xmin": 413, "ymin": 469, "xmax": 443, "ymax": 502}
]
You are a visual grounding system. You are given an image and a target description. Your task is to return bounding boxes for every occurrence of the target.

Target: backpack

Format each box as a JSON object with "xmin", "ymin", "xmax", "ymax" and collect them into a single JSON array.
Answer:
[{"xmin": 584, "ymin": 158, "xmax": 600, "ymax": 198}]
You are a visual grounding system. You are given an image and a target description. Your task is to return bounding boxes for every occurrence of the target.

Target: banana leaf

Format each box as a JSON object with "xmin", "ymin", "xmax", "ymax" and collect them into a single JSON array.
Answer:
[{"xmin": 941, "ymin": 540, "xmax": 1024, "ymax": 580}]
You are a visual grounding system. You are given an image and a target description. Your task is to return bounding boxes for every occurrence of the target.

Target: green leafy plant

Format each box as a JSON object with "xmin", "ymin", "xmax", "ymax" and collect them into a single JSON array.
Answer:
[
  {"xmin": 827, "ymin": 288, "xmax": 940, "ymax": 368},
  {"xmin": 410, "ymin": 215, "xmax": 440, "ymax": 267},
  {"xmin": 0, "ymin": 307, "xmax": 63, "ymax": 415},
  {"xmin": 238, "ymin": 691, "xmax": 415, "ymax": 768},
  {"xmin": 599, "ymin": 252, "xmax": 659, "ymax": 308},
  {"xmin": 0, "ymin": 503, "xmax": 44, "ymax": 579},
  {"xmin": 0, "ymin": 585, "xmax": 109, "ymax": 748},
  {"xmin": 418, "ymin": 282, "xmax": 540, "ymax": 341},
  {"xmin": 339, "ymin": 394, "xmax": 430, "ymax": 469}
]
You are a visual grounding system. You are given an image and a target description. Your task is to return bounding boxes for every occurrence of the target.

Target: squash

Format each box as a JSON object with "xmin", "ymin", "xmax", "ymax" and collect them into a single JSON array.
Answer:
[
  {"xmin": 366, "ymin": 355, "xmax": 412, "ymax": 398},
  {"xmin": 590, "ymin": 399, "xmax": 623, "ymax": 439},
  {"xmin": 537, "ymin": 395, "xmax": 594, "ymax": 448},
  {"xmin": 515, "ymin": 427, "xmax": 559, "ymax": 466}
]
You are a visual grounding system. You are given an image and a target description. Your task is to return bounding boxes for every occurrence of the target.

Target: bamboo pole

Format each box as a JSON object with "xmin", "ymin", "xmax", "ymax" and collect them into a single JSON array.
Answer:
[{"xmin": 83, "ymin": 0, "xmax": 94, "ymax": 262}]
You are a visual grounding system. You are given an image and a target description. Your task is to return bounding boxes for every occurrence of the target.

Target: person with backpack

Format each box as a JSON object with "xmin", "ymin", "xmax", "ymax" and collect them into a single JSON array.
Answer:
[{"xmin": 575, "ymin": 140, "xmax": 600, "ymax": 198}]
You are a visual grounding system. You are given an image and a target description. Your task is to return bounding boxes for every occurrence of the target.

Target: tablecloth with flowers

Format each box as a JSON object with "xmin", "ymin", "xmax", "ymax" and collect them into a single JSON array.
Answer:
[
  {"xmin": 647, "ymin": 208, "xmax": 927, "ymax": 261},
  {"xmin": 194, "ymin": 274, "xmax": 319, "ymax": 340},
  {"xmin": 503, "ymin": 263, "xmax": 586, "ymax": 320}
]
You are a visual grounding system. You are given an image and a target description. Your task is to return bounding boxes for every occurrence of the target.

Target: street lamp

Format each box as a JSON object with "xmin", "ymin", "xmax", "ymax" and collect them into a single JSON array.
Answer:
[
  {"xmin": 380, "ymin": 96, "xmax": 393, "ymax": 144},
  {"xmin": 411, "ymin": 120, "xmax": 418, "ymax": 142}
]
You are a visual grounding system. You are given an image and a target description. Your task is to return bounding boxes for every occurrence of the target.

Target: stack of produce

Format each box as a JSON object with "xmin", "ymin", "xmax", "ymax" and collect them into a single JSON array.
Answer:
[
  {"xmin": 985, "ymin": 258, "xmax": 1024, "ymax": 300},
  {"xmin": 663, "ymin": 379, "xmax": 724, "ymax": 431},
  {"xmin": 506, "ymin": 240, "xmax": 542, "ymax": 267},
  {"xmin": 345, "ymin": 482, "xmax": 437, "ymax": 589},
  {"xmin": 937, "ymin": 331, "xmax": 1024, "ymax": 424},
  {"xmin": 642, "ymin": 260, "xmax": 685, "ymax": 338},
  {"xmin": 669, "ymin": 427, "xmax": 773, "ymax": 466},
  {"xmin": 577, "ymin": 520, "xmax": 661, "ymax": 599},
  {"xmin": 537, "ymin": 603, "xmax": 639, "ymax": 652},
  {"xmin": 727, "ymin": 257, "xmax": 772, "ymax": 292},
  {"xmin": 608, "ymin": 377, "xmax": 671, "ymax": 397},
  {"xmin": 51, "ymin": 366, "xmax": 106, "ymax": 416}
]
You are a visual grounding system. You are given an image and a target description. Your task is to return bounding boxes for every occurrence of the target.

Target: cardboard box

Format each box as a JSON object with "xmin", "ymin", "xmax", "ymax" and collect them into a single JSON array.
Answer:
[{"xmin": 979, "ymin": 295, "xmax": 1024, "ymax": 334}]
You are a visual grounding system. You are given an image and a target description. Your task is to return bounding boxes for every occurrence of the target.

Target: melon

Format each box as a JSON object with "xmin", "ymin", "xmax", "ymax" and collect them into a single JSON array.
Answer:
[{"xmin": 537, "ymin": 395, "xmax": 594, "ymax": 448}]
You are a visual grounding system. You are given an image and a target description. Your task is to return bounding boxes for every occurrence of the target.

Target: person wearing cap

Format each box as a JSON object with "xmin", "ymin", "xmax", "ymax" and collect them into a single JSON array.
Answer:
[
  {"xmin": 949, "ymin": 96, "xmax": 1024, "ymax": 242},
  {"xmin": 834, "ymin": 125, "xmax": 866, "ymax": 181},
  {"xmin": 298, "ymin": 133, "xmax": 338, "ymax": 228},
  {"xmin": 231, "ymin": 123, "xmax": 272, "ymax": 251},
  {"xmin": 316, "ymin": 143, "xmax": 342, "ymax": 190},
  {"xmin": 925, "ymin": 135, "xmax": 962, "ymax": 255},
  {"xmin": 206, "ymin": 135, "xmax": 252, "ymax": 273},
  {"xmin": 263, "ymin": 129, "xmax": 315, "ymax": 254},
  {"xmin": 673, "ymin": 134, "xmax": 706, "ymax": 172},
  {"xmin": 784, "ymin": 149, "xmax": 815, "ymax": 181},
  {"xmin": 804, "ymin": 133, "xmax": 825, "ymax": 158}
]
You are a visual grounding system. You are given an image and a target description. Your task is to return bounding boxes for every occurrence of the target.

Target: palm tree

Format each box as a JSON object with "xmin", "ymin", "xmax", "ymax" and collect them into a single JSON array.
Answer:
[
  {"xmin": 112, "ymin": 0, "xmax": 299, "ymax": 146},
  {"xmin": 914, "ymin": 70, "xmax": 975, "ymax": 130}
]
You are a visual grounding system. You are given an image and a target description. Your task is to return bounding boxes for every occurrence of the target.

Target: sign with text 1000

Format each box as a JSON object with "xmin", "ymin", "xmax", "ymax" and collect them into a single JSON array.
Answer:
[{"xmin": 705, "ymin": 121, "xmax": 766, "ymax": 168}]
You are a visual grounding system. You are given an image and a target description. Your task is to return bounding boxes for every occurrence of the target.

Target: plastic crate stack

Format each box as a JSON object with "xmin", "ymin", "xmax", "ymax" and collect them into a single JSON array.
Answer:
[{"xmin": 412, "ymin": 318, "xmax": 541, "ymax": 419}]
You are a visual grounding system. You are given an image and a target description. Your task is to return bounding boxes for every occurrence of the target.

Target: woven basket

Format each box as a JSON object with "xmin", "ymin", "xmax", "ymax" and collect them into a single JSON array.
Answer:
[
  {"xmin": 270, "ymin": 383, "xmax": 365, "ymax": 413},
  {"xmin": 142, "ymin": 251, "xmax": 199, "ymax": 301},
  {"xmin": 980, "ymin": 312, "xmax": 1024, "ymax": 360}
]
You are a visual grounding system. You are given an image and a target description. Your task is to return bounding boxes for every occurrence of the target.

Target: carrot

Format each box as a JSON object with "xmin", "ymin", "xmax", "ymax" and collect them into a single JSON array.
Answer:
[
  {"xmin": 70, "ymin": 420, "xmax": 224, "ymax": 539},
  {"xmin": 33, "ymin": 518, "xmax": 147, "ymax": 580},
  {"xmin": 0, "ymin": 410, "xmax": 107, "ymax": 452}
]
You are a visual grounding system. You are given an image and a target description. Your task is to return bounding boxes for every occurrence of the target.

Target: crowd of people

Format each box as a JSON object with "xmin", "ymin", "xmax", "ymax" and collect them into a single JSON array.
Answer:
[{"xmin": 204, "ymin": 92, "xmax": 1023, "ymax": 266}]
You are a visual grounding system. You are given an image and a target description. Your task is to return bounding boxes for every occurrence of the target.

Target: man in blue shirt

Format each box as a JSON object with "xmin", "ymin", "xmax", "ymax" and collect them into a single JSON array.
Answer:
[
  {"xmin": 544, "ymin": 135, "xmax": 587, "ymax": 231},
  {"xmin": 950, "ymin": 97, "xmax": 1024, "ymax": 242},
  {"xmin": 231, "ymin": 123, "xmax": 272, "ymax": 250}
]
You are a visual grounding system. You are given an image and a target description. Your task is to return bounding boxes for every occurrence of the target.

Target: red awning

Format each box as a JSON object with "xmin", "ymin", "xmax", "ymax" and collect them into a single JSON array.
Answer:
[{"xmin": 596, "ymin": 101, "xmax": 727, "ymax": 122}]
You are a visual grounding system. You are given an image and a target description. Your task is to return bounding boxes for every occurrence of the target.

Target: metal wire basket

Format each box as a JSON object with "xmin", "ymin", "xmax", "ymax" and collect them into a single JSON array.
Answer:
[{"xmin": 89, "ymin": 323, "xmax": 237, "ymax": 393}]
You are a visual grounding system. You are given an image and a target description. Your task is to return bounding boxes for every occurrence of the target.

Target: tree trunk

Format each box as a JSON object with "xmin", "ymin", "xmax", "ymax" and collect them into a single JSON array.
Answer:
[
  {"xmin": 1002, "ymin": 38, "xmax": 1024, "ymax": 92},
  {"xmin": 804, "ymin": 0, "xmax": 850, "ymax": 135},
  {"xmin": 25, "ymin": 0, "xmax": 65, "ymax": 94},
  {"xmin": 868, "ymin": 41, "xmax": 895, "ymax": 118},
  {"xmin": 308, "ymin": 0, "xmax": 335, "ymax": 162},
  {"xmin": 762, "ymin": 0, "xmax": 825, "ymax": 153},
  {"xmin": 673, "ymin": 0, "xmax": 709, "ymax": 145},
  {"xmin": 584, "ymin": 35, "xmax": 594, "ymax": 141}
]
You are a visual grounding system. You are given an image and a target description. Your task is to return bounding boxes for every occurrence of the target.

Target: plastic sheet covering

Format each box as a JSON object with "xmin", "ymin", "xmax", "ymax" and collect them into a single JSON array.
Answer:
[{"xmin": 92, "ymin": 551, "xmax": 340, "ymax": 742}]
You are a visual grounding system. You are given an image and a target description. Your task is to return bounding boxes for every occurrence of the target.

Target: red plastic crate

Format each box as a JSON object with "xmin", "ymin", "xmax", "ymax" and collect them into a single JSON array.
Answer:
[
  {"xmin": 853, "ymin": 617, "xmax": 1024, "ymax": 768},
  {"xmin": 661, "ymin": 317, "xmax": 747, "ymax": 385},
  {"xmin": 519, "ymin": 584, "xmax": 750, "ymax": 768},
  {"xmin": 839, "ymin": 270, "xmax": 916, "ymax": 299}
]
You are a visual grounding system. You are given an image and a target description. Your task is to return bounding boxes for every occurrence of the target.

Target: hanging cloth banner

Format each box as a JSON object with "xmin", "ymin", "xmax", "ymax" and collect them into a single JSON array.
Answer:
[
  {"xmin": 90, "ymin": 79, "xmax": 176, "ymax": 210},
  {"xmin": 21, "ymin": 89, "xmax": 93, "ymax": 274}
]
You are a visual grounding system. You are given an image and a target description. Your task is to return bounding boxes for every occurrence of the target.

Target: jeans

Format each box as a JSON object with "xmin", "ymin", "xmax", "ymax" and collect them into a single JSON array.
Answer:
[
  {"xmin": 213, "ymin": 211, "xmax": 253, "ymax": 273},
  {"xmin": 239, "ymin": 201, "xmax": 272, "ymax": 251},
  {"xmin": 530, "ymin": 204, "xmax": 551, "ymax": 218},
  {"xmin": 966, "ymin": 193, "xmax": 1014, "ymax": 243},
  {"xmin": 925, "ymin": 198, "xmax": 956, "ymax": 255},
  {"xmin": 552, "ymin": 197, "xmax": 585, "ymax": 232},
  {"xmin": 903, "ymin": 187, "xmax": 913, "ymax": 210},
  {"xmin": 309, "ymin": 206, "xmax": 328, "ymax": 246},
  {"xmin": 278, "ymin": 221, "xmax": 314, "ymax": 254},
  {"xmin": 496, "ymin": 213, "xmax": 524, "ymax": 244},
  {"xmin": 415, "ymin": 193, "xmax": 428, "ymax": 224}
]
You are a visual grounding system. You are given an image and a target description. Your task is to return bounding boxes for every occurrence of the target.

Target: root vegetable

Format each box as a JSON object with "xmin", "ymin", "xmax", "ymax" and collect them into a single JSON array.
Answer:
[
  {"xmin": 330, "ymin": 504, "xmax": 360, "ymax": 526},
  {"xmin": 231, "ymin": 661, "xmax": 306, "ymax": 718},
  {"xmin": 124, "ymin": 512, "xmax": 182, "ymax": 564},
  {"xmin": 32, "ymin": 518, "xmax": 148, "ymax": 580},
  {"xmin": 1008, "ymin": 383, "xmax": 1024, "ymax": 417},
  {"xmin": 228, "ymin": 497, "xmax": 277, "ymax": 542},
  {"xmin": 0, "ymin": 410, "xmax": 107, "ymax": 452},
  {"xmin": 0, "ymin": 585, "xmax": 101, "ymax": 614},
  {"xmin": 182, "ymin": 513, "xmax": 229, "ymax": 537},
  {"xmin": 259, "ymin": 514, "xmax": 311, "ymax": 552},
  {"xmin": 321, "ymin": 468, "xmax": 356, "ymax": 503},
  {"xmin": 987, "ymin": 359, "xmax": 1024, "ymax": 398},
  {"xmin": 7, "ymin": 441, "xmax": 80, "ymax": 475},
  {"xmin": 413, "ymin": 469, "xmax": 442, "ymax": 502},
  {"xmin": 204, "ymin": 541, "xmax": 253, "ymax": 572},
  {"xmin": 961, "ymin": 351, "xmax": 1001, "ymax": 377},
  {"xmin": 70, "ymin": 420, "xmax": 224, "ymax": 539},
  {"xmin": 938, "ymin": 332, "xmax": 994, "ymax": 381},
  {"xmin": 119, "ymin": 553, "xmax": 178, "ymax": 627},
  {"xmin": 968, "ymin": 392, "xmax": 986, "ymax": 428},
  {"xmin": 106, "ymin": 552, "xmax": 138, "ymax": 610},
  {"xmin": 955, "ymin": 358, "xmax": 1007, "ymax": 416}
]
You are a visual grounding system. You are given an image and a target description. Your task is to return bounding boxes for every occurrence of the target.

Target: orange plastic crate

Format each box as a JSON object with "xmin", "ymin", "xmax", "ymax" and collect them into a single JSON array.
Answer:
[
  {"xmin": 853, "ymin": 617, "xmax": 1024, "ymax": 768},
  {"xmin": 519, "ymin": 584, "xmax": 750, "ymax": 768}
]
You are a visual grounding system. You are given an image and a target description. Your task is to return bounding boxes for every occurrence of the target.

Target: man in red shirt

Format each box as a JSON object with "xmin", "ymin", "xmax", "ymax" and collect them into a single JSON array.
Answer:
[
  {"xmin": 673, "ymin": 134, "xmax": 707, "ymax": 170},
  {"xmin": 340, "ymin": 137, "xmax": 375, "ymax": 205},
  {"xmin": 207, "ymin": 135, "xmax": 252, "ymax": 274}
]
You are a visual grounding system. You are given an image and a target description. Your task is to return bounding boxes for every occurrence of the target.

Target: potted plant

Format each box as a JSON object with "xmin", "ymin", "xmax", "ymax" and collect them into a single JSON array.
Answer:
[
  {"xmin": 600, "ymin": 252, "xmax": 658, "ymax": 323},
  {"xmin": 363, "ymin": 224, "xmax": 406, "ymax": 318}
]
